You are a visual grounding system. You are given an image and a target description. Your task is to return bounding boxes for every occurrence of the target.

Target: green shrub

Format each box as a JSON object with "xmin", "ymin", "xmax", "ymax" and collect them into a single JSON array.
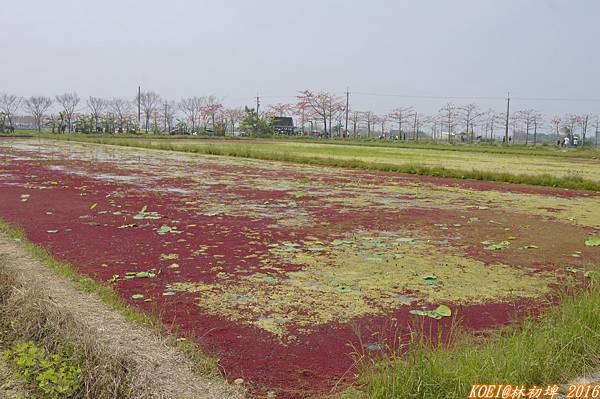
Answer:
[{"xmin": 3, "ymin": 340, "xmax": 82, "ymax": 399}]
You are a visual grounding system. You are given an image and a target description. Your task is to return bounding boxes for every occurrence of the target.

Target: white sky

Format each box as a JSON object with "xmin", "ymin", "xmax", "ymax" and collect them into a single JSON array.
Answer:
[{"xmin": 2, "ymin": 0, "xmax": 599, "ymax": 118}]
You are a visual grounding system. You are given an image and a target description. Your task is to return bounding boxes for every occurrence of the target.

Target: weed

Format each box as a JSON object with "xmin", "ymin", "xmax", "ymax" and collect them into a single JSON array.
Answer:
[{"xmin": 3, "ymin": 340, "xmax": 82, "ymax": 399}]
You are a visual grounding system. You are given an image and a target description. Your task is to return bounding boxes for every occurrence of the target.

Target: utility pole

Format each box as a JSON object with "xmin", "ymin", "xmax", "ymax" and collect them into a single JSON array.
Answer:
[
  {"xmin": 137, "ymin": 86, "xmax": 141, "ymax": 129},
  {"xmin": 413, "ymin": 112, "xmax": 417, "ymax": 140},
  {"xmin": 164, "ymin": 102, "xmax": 168, "ymax": 133},
  {"xmin": 344, "ymin": 88, "xmax": 349, "ymax": 138},
  {"xmin": 504, "ymin": 92, "xmax": 510, "ymax": 144},
  {"xmin": 256, "ymin": 94, "xmax": 260, "ymax": 115}
]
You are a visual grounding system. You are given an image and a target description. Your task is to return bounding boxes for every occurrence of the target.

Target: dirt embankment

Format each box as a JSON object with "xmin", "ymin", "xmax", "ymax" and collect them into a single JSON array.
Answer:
[{"xmin": 0, "ymin": 233, "xmax": 244, "ymax": 399}]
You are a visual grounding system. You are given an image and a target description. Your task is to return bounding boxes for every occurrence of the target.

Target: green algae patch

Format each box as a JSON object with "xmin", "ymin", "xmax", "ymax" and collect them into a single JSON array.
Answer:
[{"xmin": 167, "ymin": 232, "xmax": 555, "ymax": 340}]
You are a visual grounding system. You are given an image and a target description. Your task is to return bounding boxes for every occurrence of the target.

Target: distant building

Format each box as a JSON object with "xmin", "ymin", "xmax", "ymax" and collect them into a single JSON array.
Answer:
[
  {"xmin": 12, "ymin": 115, "xmax": 37, "ymax": 129},
  {"xmin": 272, "ymin": 117, "xmax": 295, "ymax": 135}
]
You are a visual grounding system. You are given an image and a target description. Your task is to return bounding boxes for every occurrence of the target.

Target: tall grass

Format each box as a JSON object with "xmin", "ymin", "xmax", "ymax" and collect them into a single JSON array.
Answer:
[{"xmin": 42, "ymin": 135, "xmax": 600, "ymax": 192}]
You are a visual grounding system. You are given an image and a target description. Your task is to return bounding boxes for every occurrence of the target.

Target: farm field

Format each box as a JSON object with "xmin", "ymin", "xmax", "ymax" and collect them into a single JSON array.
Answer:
[
  {"xmin": 1, "ymin": 138, "xmax": 600, "ymax": 398},
  {"xmin": 133, "ymin": 138, "xmax": 600, "ymax": 183}
]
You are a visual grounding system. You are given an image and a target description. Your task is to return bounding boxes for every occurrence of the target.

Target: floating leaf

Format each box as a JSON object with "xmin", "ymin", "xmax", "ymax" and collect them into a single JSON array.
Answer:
[
  {"xmin": 363, "ymin": 343, "xmax": 383, "ymax": 351},
  {"xmin": 135, "ymin": 271, "xmax": 156, "ymax": 278},
  {"xmin": 133, "ymin": 207, "xmax": 161, "ymax": 220},
  {"xmin": 20, "ymin": 194, "xmax": 30, "ymax": 202},
  {"xmin": 131, "ymin": 294, "xmax": 144, "ymax": 300},
  {"xmin": 47, "ymin": 230, "xmax": 59, "ymax": 234},
  {"xmin": 435, "ymin": 305, "xmax": 452, "ymax": 317},
  {"xmin": 410, "ymin": 305, "xmax": 452, "ymax": 320},
  {"xmin": 157, "ymin": 225, "xmax": 176, "ymax": 235},
  {"xmin": 90, "ymin": 203, "xmax": 97, "ymax": 209},
  {"xmin": 584, "ymin": 271, "xmax": 600, "ymax": 280},
  {"xmin": 566, "ymin": 267, "xmax": 584, "ymax": 273},
  {"xmin": 334, "ymin": 285, "xmax": 352, "ymax": 293},
  {"xmin": 162, "ymin": 291, "xmax": 176, "ymax": 296},
  {"xmin": 483, "ymin": 241, "xmax": 510, "ymax": 251},
  {"xmin": 585, "ymin": 236, "xmax": 600, "ymax": 247},
  {"xmin": 423, "ymin": 275, "xmax": 443, "ymax": 288},
  {"xmin": 161, "ymin": 253, "xmax": 179, "ymax": 260}
]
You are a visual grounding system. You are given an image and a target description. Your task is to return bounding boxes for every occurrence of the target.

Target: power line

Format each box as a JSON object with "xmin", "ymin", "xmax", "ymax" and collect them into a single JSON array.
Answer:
[
  {"xmin": 352, "ymin": 92, "xmax": 505, "ymax": 100},
  {"xmin": 351, "ymin": 91, "xmax": 600, "ymax": 103},
  {"xmin": 511, "ymin": 96, "xmax": 600, "ymax": 102}
]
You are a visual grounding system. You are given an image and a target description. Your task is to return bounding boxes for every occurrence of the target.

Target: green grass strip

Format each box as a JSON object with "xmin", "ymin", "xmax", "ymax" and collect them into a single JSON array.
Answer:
[
  {"xmin": 39, "ymin": 135, "xmax": 600, "ymax": 192},
  {"xmin": 26, "ymin": 130, "xmax": 600, "ymax": 160}
]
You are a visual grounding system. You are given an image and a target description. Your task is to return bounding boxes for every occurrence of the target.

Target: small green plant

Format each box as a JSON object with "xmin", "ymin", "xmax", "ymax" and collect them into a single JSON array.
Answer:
[{"xmin": 3, "ymin": 340, "xmax": 82, "ymax": 399}]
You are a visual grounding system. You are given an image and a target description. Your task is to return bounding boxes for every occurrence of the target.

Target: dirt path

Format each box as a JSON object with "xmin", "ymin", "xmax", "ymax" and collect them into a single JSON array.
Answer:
[{"xmin": 0, "ymin": 233, "xmax": 244, "ymax": 399}]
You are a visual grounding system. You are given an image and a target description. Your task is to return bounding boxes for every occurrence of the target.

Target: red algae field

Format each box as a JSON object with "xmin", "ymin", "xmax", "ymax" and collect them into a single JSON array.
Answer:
[{"xmin": 1, "ymin": 138, "xmax": 599, "ymax": 398}]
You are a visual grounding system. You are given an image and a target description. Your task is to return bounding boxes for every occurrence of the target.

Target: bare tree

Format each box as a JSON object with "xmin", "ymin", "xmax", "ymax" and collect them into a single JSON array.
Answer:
[
  {"xmin": 298, "ymin": 90, "xmax": 345, "ymax": 136},
  {"xmin": 109, "ymin": 98, "xmax": 133, "ymax": 132},
  {"xmin": 223, "ymin": 107, "xmax": 244, "ymax": 135},
  {"xmin": 483, "ymin": 110, "xmax": 501, "ymax": 141},
  {"xmin": 360, "ymin": 111, "xmax": 376, "ymax": 138},
  {"xmin": 388, "ymin": 106, "xmax": 414, "ymax": 140},
  {"xmin": 0, "ymin": 93, "xmax": 22, "ymax": 129},
  {"xmin": 179, "ymin": 96, "xmax": 205, "ymax": 133},
  {"xmin": 349, "ymin": 110, "xmax": 361, "ymax": 138},
  {"xmin": 550, "ymin": 117, "xmax": 562, "ymax": 143},
  {"xmin": 429, "ymin": 114, "xmax": 441, "ymax": 140},
  {"xmin": 137, "ymin": 91, "xmax": 161, "ymax": 133},
  {"xmin": 514, "ymin": 109, "xmax": 539, "ymax": 145},
  {"xmin": 594, "ymin": 116, "xmax": 599, "ymax": 147},
  {"xmin": 55, "ymin": 93, "xmax": 80, "ymax": 132},
  {"xmin": 294, "ymin": 99, "xmax": 312, "ymax": 135},
  {"xmin": 532, "ymin": 112, "xmax": 543, "ymax": 145},
  {"xmin": 86, "ymin": 97, "xmax": 107, "ymax": 132},
  {"xmin": 438, "ymin": 103, "xmax": 458, "ymax": 142},
  {"xmin": 200, "ymin": 96, "xmax": 223, "ymax": 133},
  {"xmin": 161, "ymin": 101, "xmax": 177, "ymax": 133},
  {"xmin": 578, "ymin": 114, "xmax": 592, "ymax": 145},
  {"xmin": 459, "ymin": 103, "xmax": 484, "ymax": 142},
  {"xmin": 412, "ymin": 112, "xmax": 425, "ymax": 141},
  {"xmin": 24, "ymin": 96, "xmax": 53, "ymax": 132},
  {"xmin": 563, "ymin": 114, "xmax": 579, "ymax": 137}
]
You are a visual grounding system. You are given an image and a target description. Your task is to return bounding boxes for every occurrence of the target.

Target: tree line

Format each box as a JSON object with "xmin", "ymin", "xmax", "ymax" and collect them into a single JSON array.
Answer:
[{"xmin": 0, "ymin": 90, "xmax": 598, "ymax": 145}]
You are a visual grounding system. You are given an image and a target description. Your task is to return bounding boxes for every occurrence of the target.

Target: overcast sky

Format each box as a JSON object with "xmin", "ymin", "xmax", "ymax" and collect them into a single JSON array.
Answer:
[{"xmin": 2, "ymin": 0, "xmax": 599, "ymax": 116}]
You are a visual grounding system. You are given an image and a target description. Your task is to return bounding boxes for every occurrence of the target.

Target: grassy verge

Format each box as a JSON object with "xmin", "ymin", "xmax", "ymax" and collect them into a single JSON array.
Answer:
[
  {"xmin": 26, "ymin": 130, "xmax": 600, "ymax": 159},
  {"xmin": 40, "ymin": 135, "xmax": 600, "ymax": 192},
  {"xmin": 0, "ymin": 219, "xmax": 220, "ymax": 378},
  {"xmin": 344, "ymin": 276, "xmax": 600, "ymax": 399}
]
